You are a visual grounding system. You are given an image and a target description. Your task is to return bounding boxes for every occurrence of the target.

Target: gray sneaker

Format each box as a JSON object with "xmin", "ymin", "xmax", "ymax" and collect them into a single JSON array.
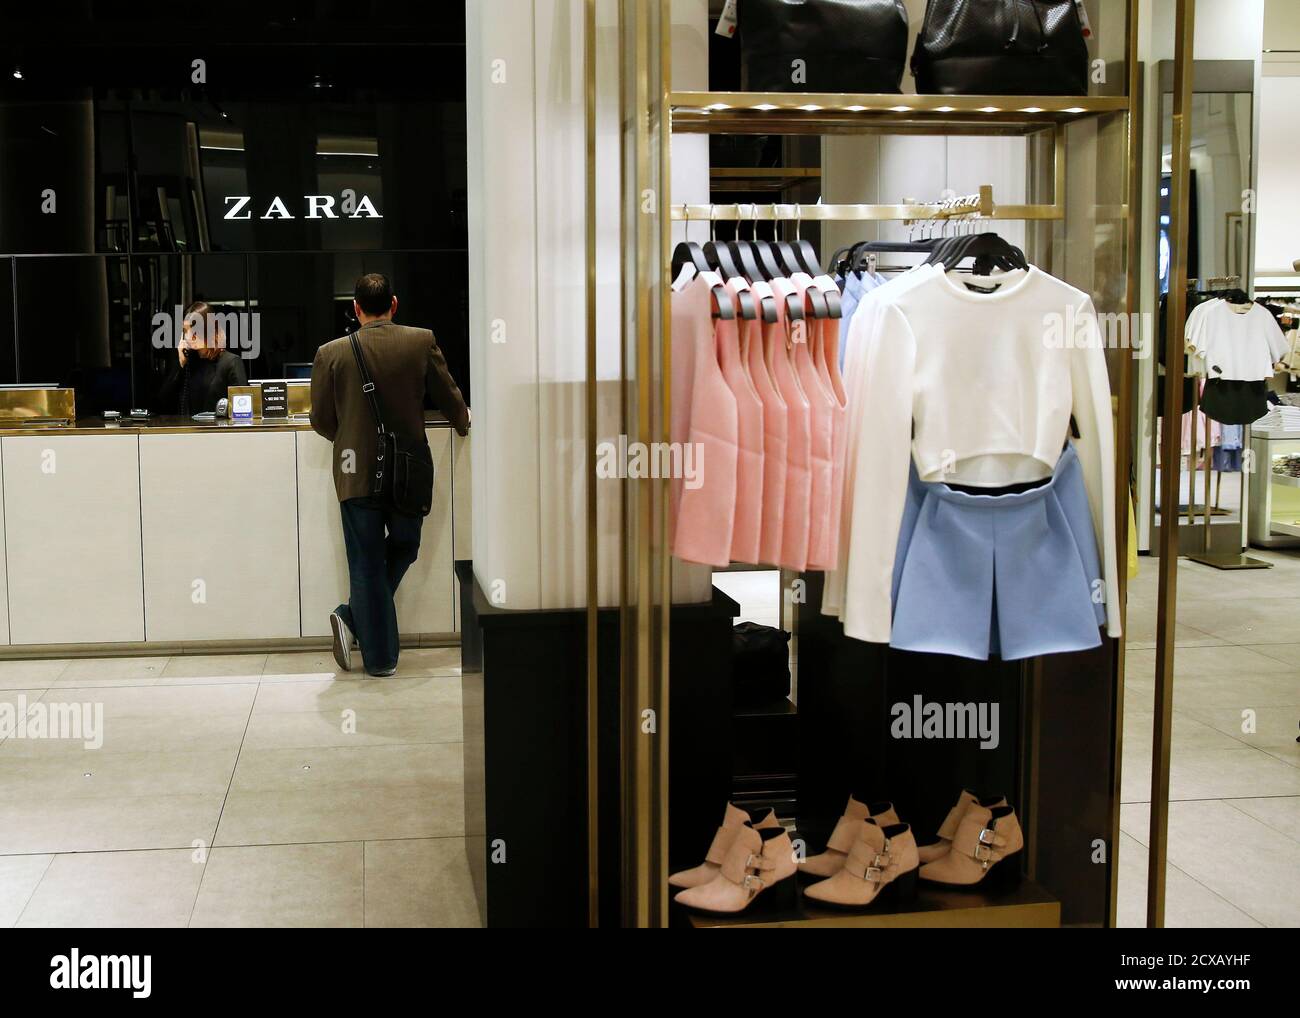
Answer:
[
  {"xmin": 368, "ymin": 666, "xmax": 397, "ymax": 678},
  {"xmin": 329, "ymin": 612, "xmax": 354, "ymax": 672}
]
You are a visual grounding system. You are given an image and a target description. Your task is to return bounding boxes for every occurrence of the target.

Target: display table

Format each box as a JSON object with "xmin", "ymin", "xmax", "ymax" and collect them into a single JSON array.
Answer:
[{"xmin": 1248, "ymin": 426, "xmax": 1300, "ymax": 548}]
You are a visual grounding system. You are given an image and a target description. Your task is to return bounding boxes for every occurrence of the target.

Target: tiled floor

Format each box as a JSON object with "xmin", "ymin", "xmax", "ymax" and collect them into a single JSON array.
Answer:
[
  {"xmin": 1117, "ymin": 547, "xmax": 1300, "ymax": 928},
  {"xmin": 1, "ymin": 550, "xmax": 1294, "ymax": 928},
  {"xmin": 0, "ymin": 648, "xmax": 479, "ymax": 928}
]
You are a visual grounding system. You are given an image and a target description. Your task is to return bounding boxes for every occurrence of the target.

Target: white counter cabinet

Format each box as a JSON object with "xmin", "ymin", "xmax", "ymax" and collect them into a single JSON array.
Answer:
[
  {"xmin": 0, "ymin": 423, "xmax": 465, "ymax": 651},
  {"xmin": 2, "ymin": 434, "xmax": 145, "ymax": 645},
  {"xmin": 140, "ymin": 432, "xmax": 301, "ymax": 641}
]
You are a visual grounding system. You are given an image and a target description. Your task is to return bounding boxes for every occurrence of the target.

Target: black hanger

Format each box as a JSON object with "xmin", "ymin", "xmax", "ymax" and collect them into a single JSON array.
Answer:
[
  {"xmin": 670, "ymin": 237, "xmax": 711, "ymax": 283},
  {"xmin": 927, "ymin": 232, "xmax": 1028, "ymax": 276},
  {"xmin": 700, "ymin": 211, "xmax": 755, "ymax": 319},
  {"xmin": 725, "ymin": 210, "xmax": 765, "ymax": 285}
]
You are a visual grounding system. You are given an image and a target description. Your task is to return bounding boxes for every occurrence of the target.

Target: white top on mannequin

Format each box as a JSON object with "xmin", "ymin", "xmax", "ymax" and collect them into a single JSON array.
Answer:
[
  {"xmin": 840, "ymin": 265, "xmax": 1120, "ymax": 643},
  {"xmin": 1184, "ymin": 299, "xmax": 1289, "ymax": 381}
]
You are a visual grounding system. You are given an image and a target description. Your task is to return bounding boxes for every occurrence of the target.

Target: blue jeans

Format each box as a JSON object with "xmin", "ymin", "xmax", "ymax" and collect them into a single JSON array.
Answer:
[{"xmin": 336, "ymin": 497, "xmax": 423, "ymax": 674}]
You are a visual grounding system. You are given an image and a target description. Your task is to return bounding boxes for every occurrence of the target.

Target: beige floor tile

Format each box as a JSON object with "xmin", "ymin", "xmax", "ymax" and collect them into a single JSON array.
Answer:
[
  {"xmin": 0, "ymin": 855, "xmax": 53, "ymax": 927},
  {"xmin": 16, "ymin": 849, "xmax": 205, "ymax": 928},
  {"xmin": 1262, "ymin": 743, "xmax": 1300, "ymax": 768},
  {"xmin": 52, "ymin": 657, "xmax": 170, "ymax": 685},
  {"xmin": 240, "ymin": 705, "xmax": 460, "ymax": 750},
  {"xmin": 364, "ymin": 838, "xmax": 480, "ymax": 928},
  {"xmin": 1247, "ymin": 643, "xmax": 1300, "ymax": 667},
  {"xmin": 1222, "ymin": 797, "xmax": 1300, "ymax": 843},
  {"xmin": 214, "ymin": 782, "xmax": 464, "ymax": 845},
  {"xmin": 1114, "ymin": 831, "xmax": 1262, "ymax": 928},
  {"xmin": 158, "ymin": 654, "xmax": 268, "ymax": 680},
  {"xmin": 37, "ymin": 683, "xmax": 257, "ymax": 720},
  {"xmin": 229, "ymin": 742, "xmax": 460, "ymax": 794},
  {"xmin": 1137, "ymin": 800, "xmax": 1300, "ymax": 927},
  {"xmin": 1179, "ymin": 703, "xmax": 1300, "ymax": 751},
  {"xmin": 1124, "ymin": 644, "xmax": 1296, "ymax": 679},
  {"xmin": 251, "ymin": 674, "xmax": 459, "ymax": 714},
  {"xmin": 1122, "ymin": 745, "xmax": 1300, "ymax": 803},
  {"xmin": 0, "ymin": 659, "xmax": 70, "ymax": 690},
  {"xmin": 1173, "ymin": 597, "xmax": 1300, "ymax": 645},
  {"xmin": 1165, "ymin": 670, "xmax": 1300, "ymax": 711},
  {"xmin": 394, "ymin": 647, "xmax": 461, "ymax": 676},
  {"xmin": 189, "ymin": 843, "xmax": 363, "ymax": 928},
  {"xmin": 0, "ymin": 749, "xmax": 238, "ymax": 801},
  {"xmin": 0, "ymin": 712, "xmax": 250, "ymax": 757},
  {"xmin": 0, "ymin": 794, "xmax": 224, "ymax": 854},
  {"xmin": 261, "ymin": 652, "xmax": 344, "ymax": 677}
]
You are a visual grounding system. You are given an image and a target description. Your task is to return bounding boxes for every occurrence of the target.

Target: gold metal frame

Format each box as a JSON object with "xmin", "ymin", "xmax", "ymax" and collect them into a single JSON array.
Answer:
[
  {"xmin": 1148, "ymin": 0, "xmax": 1196, "ymax": 929},
  {"xmin": 583, "ymin": 0, "xmax": 599, "ymax": 929},
  {"xmin": 616, "ymin": 1, "xmax": 1148, "ymax": 931}
]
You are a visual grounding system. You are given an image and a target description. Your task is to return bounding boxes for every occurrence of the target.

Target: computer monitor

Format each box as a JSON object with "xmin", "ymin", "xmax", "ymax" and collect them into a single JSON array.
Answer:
[{"xmin": 282, "ymin": 362, "xmax": 313, "ymax": 380}]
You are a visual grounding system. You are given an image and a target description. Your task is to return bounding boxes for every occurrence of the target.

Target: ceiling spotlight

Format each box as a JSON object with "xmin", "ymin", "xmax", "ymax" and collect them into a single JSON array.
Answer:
[{"xmin": 12, "ymin": 66, "xmax": 22, "ymax": 80}]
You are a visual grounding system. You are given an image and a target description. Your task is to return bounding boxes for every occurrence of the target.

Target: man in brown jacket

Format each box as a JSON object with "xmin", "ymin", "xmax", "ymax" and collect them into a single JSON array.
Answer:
[{"xmin": 310, "ymin": 273, "xmax": 470, "ymax": 676}]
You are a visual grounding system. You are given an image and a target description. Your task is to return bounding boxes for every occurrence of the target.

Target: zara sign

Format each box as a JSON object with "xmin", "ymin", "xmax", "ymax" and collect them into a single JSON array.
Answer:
[{"xmin": 223, "ymin": 189, "xmax": 382, "ymax": 220}]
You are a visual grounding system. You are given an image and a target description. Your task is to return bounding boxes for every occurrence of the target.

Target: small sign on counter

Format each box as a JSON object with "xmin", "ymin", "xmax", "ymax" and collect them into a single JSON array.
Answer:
[
  {"xmin": 232, "ymin": 393, "xmax": 254, "ymax": 420},
  {"xmin": 260, "ymin": 381, "xmax": 288, "ymax": 418}
]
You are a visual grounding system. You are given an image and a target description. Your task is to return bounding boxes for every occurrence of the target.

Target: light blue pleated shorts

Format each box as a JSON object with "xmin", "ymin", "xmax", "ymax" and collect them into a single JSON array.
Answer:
[{"xmin": 889, "ymin": 443, "xmax": 1105, "ymax": 661}]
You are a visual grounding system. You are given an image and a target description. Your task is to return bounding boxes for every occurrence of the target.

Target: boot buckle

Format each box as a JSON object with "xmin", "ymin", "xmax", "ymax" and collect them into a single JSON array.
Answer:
[
  {"xmin": 744, "ymin": 853, "xmax": 761, "ymax": 871},
  {"xmin": 742, "ymin": 873, "xmax": 766, "ymax": 896},
  {"xmin": 863, "ymin": 866, "xmax": 883, "ymax": 884},
  {"xmin": 978, "ymin": 827, "xmax": 998, "ymax": 845},
  {"xmin": 873, "ymin": 851, "xmax": 891, "ymax": 868},
  {"xmin": 973, "ymin": 843, "xmax": 994, "ymax": 863}
]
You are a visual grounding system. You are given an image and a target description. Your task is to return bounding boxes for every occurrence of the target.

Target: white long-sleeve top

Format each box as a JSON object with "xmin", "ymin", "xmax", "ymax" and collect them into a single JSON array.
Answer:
[
  {"xmin": 840, "ymin": 266, "xmax": 1121, "ymax": 644},
  {"xmin": 823, "ymin": 264, "xmax": 940, "ymax": 619}
]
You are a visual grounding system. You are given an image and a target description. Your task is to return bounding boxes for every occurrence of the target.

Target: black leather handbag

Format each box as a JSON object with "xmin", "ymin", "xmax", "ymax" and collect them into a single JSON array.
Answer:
[
  {"xmin": 911, "ymin": 0, "xmax": 1090, "ymax": 96},
  {"xmin": 348, "ymin": 332, "xmax": 435, "ymax": 517},
  {"xmin": 739, "ymin": 0, "xmax": 910, "ymax": 94}
]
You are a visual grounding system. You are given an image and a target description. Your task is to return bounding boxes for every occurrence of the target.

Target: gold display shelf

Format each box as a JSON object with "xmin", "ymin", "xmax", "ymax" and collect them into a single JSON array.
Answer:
[
  {"xmin": 679, "ymin": 876, "xmax": 1060, "ymax": 929},
  {"xmin": 710, "ymin": 166, "xmax": 822, "ymax": 192},
  {"xmin": 670, "ymin": 91, "xmax": 1130, "ymax": 136}
]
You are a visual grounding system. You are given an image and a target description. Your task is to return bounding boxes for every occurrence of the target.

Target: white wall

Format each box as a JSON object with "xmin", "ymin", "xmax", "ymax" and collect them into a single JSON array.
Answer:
[
  {"xmin": 466, "ymin": 0, "xmax": 712, "ymax": 611},
  {"xmin": 1255, "ymin": 53, "xmax": 1300, "ymax": 276}
]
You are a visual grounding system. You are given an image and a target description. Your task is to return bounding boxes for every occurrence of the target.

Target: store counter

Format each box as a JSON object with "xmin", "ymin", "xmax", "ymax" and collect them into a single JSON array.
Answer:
[{"xmin": 0, "ymin": 415, "xmax": 470, "ymax": 650}]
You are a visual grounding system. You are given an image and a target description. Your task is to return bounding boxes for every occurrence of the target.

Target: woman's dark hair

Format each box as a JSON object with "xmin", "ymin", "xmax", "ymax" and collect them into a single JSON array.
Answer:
[{"xmin": 183, "ymin": 300, "xmax": 226, "ymax": 359}]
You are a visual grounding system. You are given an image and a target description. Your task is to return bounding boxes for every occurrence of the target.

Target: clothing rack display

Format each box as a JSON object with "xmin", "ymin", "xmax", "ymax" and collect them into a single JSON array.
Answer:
[
  {"xmin": 1180, "ymin": 275, "xmax": 1284, "ymax": 570},
  {"xmin": 648, "ymin": 55, "xmax": 1139, "ymax": 927}
]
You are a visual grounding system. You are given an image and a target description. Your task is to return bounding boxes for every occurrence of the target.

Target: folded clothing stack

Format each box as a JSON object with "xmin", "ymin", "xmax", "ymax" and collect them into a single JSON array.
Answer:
[{"xmin": 1255, "ymin": 404, "xmax": 1300, "ymax": 431}]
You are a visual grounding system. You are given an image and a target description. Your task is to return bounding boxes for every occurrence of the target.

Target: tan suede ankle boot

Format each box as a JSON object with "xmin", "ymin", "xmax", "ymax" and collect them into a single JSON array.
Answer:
[
  {"xmin": 669, "ymin": 804, "xmax": 781, "ymax": 889},
  {"xmin": 916, "ymin": 791, "xmax": 1008, "ymax": 863},
  {"xmin": 673, "ymin": 824, "xmax": 797, "ymax": 913},
  {"xmin": 919, "ymin": 803, "xmax": 1023, "ymax": 886},
  {"xmin": 800, "ymin": 797, "xmax": 901, "ymax": 878},
  {"xmin": 803, "ymin": 820, "xmax": 919, "ymax": 908}
]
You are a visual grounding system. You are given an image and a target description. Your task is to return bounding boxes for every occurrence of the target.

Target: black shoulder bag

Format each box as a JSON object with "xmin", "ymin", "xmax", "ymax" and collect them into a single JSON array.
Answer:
[
  {"xmin": 911, "ymin": 0, "xmax": 1090, "ymax": 97},
  {"xmin": 348, "ymin": 331, "xmax": 435, "ymax": 517},
  {"xmin": 739, "ymin": 0, "xmax": 910, "ymax": 94}
]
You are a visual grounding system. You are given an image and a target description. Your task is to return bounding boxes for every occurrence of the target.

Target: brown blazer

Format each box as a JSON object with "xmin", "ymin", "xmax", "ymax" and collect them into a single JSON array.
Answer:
[{"xmin": 310, "ymin": 320, "xmax": 470, "ymax": 502}]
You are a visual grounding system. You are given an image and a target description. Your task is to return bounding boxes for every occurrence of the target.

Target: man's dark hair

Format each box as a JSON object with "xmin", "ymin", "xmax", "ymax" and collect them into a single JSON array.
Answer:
[{"xmin": 354, "ymin": 273, "xmax": 394, "ymax": 317}]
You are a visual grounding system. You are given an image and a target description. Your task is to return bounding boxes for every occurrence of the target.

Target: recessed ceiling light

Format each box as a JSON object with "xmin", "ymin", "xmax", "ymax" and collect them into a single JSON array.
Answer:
[
  {"xmin": 891, "ymin": 105, "xmax": 912, "ymax": 112},
  {"xmin": 753, "ymin": 103, "xmax": 777, "ymax": 111},
  {"xmin": 799, "ymin": 104, "xmax": 822, "ymax": 111},
  {"xmin": 706, "ymin": 102, "xmax": 730, "ymax": 110}
]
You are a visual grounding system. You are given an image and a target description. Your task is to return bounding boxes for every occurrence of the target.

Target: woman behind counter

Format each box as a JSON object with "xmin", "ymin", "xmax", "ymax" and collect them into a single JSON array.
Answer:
[{"xmin": 157, "ymin": 301, "xmax": 249, "ymax": 415}]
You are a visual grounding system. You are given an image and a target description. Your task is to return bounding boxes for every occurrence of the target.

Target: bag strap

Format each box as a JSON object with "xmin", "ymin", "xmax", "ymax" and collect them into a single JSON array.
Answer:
[{"xmin": 347, "ymin": 331, "xmax": 386, "ymax": 436}]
